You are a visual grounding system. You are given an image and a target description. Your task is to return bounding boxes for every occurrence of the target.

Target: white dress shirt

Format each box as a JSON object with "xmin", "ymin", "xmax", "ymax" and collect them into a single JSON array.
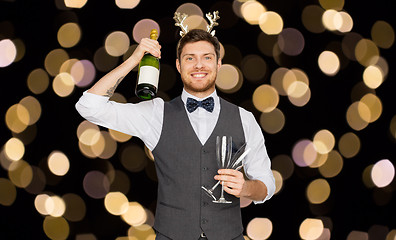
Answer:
[{"xmin": 75, "ymin": 89, "xmax": 275, "ymax": 203}]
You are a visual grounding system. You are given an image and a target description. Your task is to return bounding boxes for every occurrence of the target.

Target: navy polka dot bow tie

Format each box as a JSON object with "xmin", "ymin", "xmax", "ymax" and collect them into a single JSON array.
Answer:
[{"xmin": 186, "ymin": 97, "xmax": 214, "ymax": 113}]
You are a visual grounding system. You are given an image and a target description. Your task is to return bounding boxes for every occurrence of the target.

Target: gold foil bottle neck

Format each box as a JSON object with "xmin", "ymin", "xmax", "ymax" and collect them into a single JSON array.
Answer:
[{"xmin": 150, "ymin": 29, "xmax": 158, "ymax": 40}]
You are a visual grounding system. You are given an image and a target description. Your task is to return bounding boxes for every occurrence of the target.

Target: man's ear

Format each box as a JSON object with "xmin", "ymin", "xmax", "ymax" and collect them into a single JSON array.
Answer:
[
  {"xmin": 176, "ymin": 59, "xmax": 181, "ymax": 73},
  {"xmin": 217, "ymin": 58, "xmax": 222, "ymax": 70}
]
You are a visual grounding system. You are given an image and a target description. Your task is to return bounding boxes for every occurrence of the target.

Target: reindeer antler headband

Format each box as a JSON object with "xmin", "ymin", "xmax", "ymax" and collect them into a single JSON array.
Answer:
[{"xmin": 173, "ymin": 11, "xmax": 220, "ymax": 37}]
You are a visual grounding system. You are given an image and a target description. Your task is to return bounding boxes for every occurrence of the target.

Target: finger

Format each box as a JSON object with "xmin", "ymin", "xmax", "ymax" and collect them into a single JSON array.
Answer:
[
  {"xmin": 139, "ymin": 38, "xmax": 161, "ymax": 58},
  {"xmin": 218, "ymin": 169, "xmax": 243, "ymax": 177}
]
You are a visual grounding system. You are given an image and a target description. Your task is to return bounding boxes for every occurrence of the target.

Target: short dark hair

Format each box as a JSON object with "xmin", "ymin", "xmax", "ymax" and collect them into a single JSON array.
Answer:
[{"xmin": 176, "ymin": 29, "xmax": 221, "ymax": 60}]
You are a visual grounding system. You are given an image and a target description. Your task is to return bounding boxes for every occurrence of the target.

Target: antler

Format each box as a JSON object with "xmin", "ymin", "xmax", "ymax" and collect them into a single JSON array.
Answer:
[
  {"xmin": 173, "ymin": 12, "xmax": 189, "ymax": 37},
  {"xmin": 206, "ymin": 11, "xmax": 220, "ymax": 36}
]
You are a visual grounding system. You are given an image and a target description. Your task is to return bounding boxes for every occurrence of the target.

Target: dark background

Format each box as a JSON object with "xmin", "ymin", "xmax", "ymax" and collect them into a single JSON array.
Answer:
[{"xmin": 1, "ymin": 0, "xmax": 395, "ymax": 239}]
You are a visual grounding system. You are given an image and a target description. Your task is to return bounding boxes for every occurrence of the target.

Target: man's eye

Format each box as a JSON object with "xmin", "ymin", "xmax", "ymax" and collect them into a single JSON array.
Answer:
[
  {"xmin": 205, "ymin": 56, "xmax": 212, "ymax": 60},
  {"xmin": 186, "ymin": 57, "xmax": 193, "ymax": 61}
]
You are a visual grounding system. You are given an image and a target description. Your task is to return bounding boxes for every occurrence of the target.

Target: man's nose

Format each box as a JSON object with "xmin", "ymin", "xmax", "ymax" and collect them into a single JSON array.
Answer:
[{"xmin": 194, "ymin": 59, "xmax": 203, "ymax": 69}]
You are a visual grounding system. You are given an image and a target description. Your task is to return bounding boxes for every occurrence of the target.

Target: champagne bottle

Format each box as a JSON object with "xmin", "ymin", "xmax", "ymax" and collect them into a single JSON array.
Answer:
[{"xmin": 135, "ymin": 29, "xmax": 160, "ymax": 100}]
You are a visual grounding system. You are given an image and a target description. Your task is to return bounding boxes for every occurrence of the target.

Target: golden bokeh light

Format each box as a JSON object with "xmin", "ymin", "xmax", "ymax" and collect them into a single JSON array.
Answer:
[
  {"xmin": 313, "ymin": 129, "xmax": 335, "ymax": 154},
  {"xmin": 64, "ymin": 0, "xmax": 87, "ymax": 8},
  {"xmin": 271, "ymin": 154, "xmax": 294, "ymax": 180},
  {"xmin": 104, "ymin": 192, "xmax": 129, "ymax": 215},
  {"xmin": 358, "ymin": 93, "xmax": 382, "ymax": 123},
  {"xmin": 371, "ymin": 159, "xmax": 395, "ymax": 188},
  {"xmin": 346, "ymin": 102, "xmax": 369, "ymax": 131},
  {"xmin": 318, "ymin": 51, "xmax": 340, "ymax": 76},
  {"xmin": 299, "ymin": 218, "xmax": 324, "ymax": 240},
  {"xmin": 363, "ymin": 65, "xmax": 383, "ymax": 89},
  {"xmin": 259, "ymin": 11, "xmax": 283, "ymax": 35},
  {"xmin": 319, "ymin": 0, "xmax": 344, "ymax": 10},
  {"xmin": 362, "ymin": 164, "xmax": 375, "ymax": 188},
  {"xmin": 175, "ymin": 2, "xmax": 203, "ymax": 17},
  {"xmin": 62, "ymin": 193, "xmax": 86, "ymax": 222},
  {"xmin": 5, "ymin": 103, "xmax": 30, "ymax": 133},
  {"xmin": 57, "ymin": 22, "xmax": 81, "ymax": 48},
  {"xmin": 47, "ymin": 195, "xmax": 66, "ymax": 217},
  {"xmin": 216, "ymin": 64, "xmax": 243, "ymax": 93},
  {"xmin": 322, "ymin": 9, "xmax": 338, "ymax": 31},
  {"xmin": 272, "ymin": 170, "xmax": 283, "ymax": 194},
  {"xmin": 390, "ymin": 115, "xmax": 396, "ymax": 139},
  {"xmin": 241, "ymin": 55, "xmax": 267, "ymax": 82},
  {"xmin": 115, "ymin": 0, "xmax": 140, "ymax": 9},
  {"xmin": 19, "ymin": 96, "xmax": 41, "ymax": 125},
  {"xmin": 184, "ymin": 15, "xmax": 207, "ymax": 31},
  {"xmin": 109, "ymin": 129, "xmax": 133, "ymax": 142},
  {"xmin": 355, "ymin": 39, "xmax": 380, "ymax": 67},
  {"xmin": 306, "ymin": 179, "xmax": 331, "ymax": 204},
  {"xmin": 270, "ymin": 67, "xmax": 289, "ymax": 96},
  {"xmin": 27, "ymin": 68, "xmax": 50, "ymax": 94},
  {"xmin": 246, "ymin": 217, "xmax": 273, "ymax": 240},
  {"xmin": 121, "ymin": 201, "xmax": 147, "ymax": 226},
  {"xmin": 8, "ymin": 160, "xmax": 33, "ymax": 188},
  {"xmin": 301, "ymin": 5, "xmax": 325, "ymax": 34},
  {"xmin": 105, "ymin": 31, "xmax": 130, "ymax": 57},
  {"xmin": 13, "ymin": 38, "xmax": 26, "ymax": 62},
  {"xmin": 309, "ymin": 152, "xmax": 329, "ymax": 168},
  {"xmin": 259, "ymin": 108, "xmax": 285, "ymax": 134},
  {"xmin": 347, "ymin": 231, "xmax": 369, "ymax": 240},
  {"xmin": 338, "ymin": 132, "xmax": 360, "ymax": 158},
  {"xmin": 44, "ymin": 49, "xmax": 70, "ymax": 77},
  {"xmin": 43, "ymin": 216, "xmax": 70, "ymax": 240},
  {"xmin": 0, "ymin": 178, "xmax": 17, "ymax": 206},
  {"xmin": 252, "ymin": 84, "xmax": 279, "ymax": 113},
  {"xmin": 120, "ymin": 144, "xmax": 148, "ymax": 172},
  {"xmin": 318, "ymin": 150, "xmax": 343, "ymax": 178},
  {"xmin": 128, "ymin": 224, "xmax": 156, "ymax": 239},
  {"xmin": 0, "ymin": 39, "xmax": 17, "ymax": 67},
  {"xmin": 241, "ymin": 1, "xmax": 266, "ymax": 25},
  {"xmin": 53, "ymin": 72, "xmax": 75, "ymax": 97},
  {"xmin": 48, "ymin": 151, "xmax": 70, "ymax": 176},
  {"xmin": 93, "ymin": 47, "xmax": 119, "ymax": 72},
  {"xmin": 35, "ymin": 194, "xmax": 52, "ymax": 215},
  {"xmin": 4, "ymin": 137, "xmax": 24, "ymax": 161},
  {"xmin": 334, "ymin": 11, "xmax": 353, "ymax": 33},
  {"xmin": 94, "ymin": 131, "xmax": 117, "ymax": 159},
  {"xmin": 371, "ymin": 20, "xmax": 395, "ymax": 49}
]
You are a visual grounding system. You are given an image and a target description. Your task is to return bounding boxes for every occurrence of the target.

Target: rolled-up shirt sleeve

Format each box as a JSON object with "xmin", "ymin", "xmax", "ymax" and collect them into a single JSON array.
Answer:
[
  {"xmin": 240, "ymin": 108, "xmax": 276, "ymax": 204},
  {"xmin": 75, "ymin": 91, "xmax": 163, "ymax": 150}
]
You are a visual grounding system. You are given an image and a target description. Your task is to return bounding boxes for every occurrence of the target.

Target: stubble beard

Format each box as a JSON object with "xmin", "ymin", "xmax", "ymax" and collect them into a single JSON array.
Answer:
[{"xmin": 182, "ymin": 69, "xmax": 218, "ymax": 94}]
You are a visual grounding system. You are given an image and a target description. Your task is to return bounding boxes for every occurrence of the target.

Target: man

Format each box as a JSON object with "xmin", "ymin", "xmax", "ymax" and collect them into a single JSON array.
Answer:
[{"xmin": 76, "ymin": 29, "xmax": 275, "ymax": 240}]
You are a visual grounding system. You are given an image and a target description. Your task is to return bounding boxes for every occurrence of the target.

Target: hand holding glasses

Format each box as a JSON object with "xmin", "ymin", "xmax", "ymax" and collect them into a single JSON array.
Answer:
[{"xmin": 201, "ymin": 136, "xmax": 251, "ymax": 203}]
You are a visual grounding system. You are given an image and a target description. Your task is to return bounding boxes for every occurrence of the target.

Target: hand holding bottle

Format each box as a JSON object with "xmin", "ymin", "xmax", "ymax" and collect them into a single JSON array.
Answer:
[
  {"xmin": 135, "ymin": 29, "xmax": 161, "ymax": 100},
  {"xmin": 130, "ymin": 37, "xmax": 161, "ymax": 63}
]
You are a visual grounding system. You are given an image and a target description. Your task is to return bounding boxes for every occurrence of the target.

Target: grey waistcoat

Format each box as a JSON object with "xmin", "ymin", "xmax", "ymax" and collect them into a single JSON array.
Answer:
[{"xmin": 152, "ymin": 96, "xmax": 246, "ymax": 240}]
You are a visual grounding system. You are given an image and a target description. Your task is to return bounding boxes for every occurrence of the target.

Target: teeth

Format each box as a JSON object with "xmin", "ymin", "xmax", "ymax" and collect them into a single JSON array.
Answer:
[{"xmin": 192, "ymin": 74, "xmax": 206, "ymax": 78}]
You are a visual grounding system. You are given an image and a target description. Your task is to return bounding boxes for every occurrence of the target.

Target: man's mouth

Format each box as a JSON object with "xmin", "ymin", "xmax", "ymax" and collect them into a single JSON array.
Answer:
[{"xmin": 191, "ymin": 73, "xmax": 207, "ymax": 78}]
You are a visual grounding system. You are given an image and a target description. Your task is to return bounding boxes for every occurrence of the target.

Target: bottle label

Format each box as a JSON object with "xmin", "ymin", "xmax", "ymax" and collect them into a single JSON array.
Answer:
[{"xmin": 138, "ymin": 66, "xmax": 159, "ymax": 86}]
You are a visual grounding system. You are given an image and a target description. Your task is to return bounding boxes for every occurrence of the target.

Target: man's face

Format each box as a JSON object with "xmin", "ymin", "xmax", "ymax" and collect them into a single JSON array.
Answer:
[{"xmin": 176, "ymin": 40, "xmax": 221, "ymax": 98}]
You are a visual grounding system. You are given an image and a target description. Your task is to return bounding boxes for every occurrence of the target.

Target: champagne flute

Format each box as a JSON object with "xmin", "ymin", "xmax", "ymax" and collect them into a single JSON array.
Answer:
[{"xmin": 213, "ymin": 136, "xmax": 233, "ymax": 203}]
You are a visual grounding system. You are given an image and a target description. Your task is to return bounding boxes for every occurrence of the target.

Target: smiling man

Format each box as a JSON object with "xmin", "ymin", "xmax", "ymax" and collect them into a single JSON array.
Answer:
[{"xmin": 76, "ymin": 28, "xmax": 275, "ymax": 240}]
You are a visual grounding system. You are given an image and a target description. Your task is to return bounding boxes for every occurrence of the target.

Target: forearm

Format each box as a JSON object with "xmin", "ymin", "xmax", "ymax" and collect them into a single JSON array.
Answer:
[
  {"xmin": 87, "ymin": 56, "xmax": 139, "ymax": 96},
  {"xmin": 240, "ymin": 179, "xmax": 268, "ymax": 202}
]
